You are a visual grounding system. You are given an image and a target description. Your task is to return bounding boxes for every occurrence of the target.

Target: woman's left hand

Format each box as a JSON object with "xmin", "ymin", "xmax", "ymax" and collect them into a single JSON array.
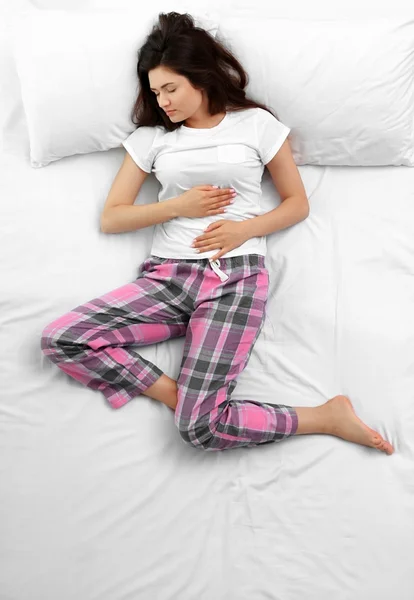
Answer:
[{"xmin": 191, "ymin": 220, "xmax": 250, "ymax": 261}]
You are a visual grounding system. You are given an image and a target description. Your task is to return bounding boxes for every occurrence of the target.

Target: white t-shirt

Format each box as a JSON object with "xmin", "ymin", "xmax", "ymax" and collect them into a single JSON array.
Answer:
[{"xmin": 122, "ymin": 107, "xmax": 290, "ymax": 259}]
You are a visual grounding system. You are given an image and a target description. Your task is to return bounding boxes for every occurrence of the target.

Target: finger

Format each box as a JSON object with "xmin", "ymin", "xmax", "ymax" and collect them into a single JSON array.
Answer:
[
  {"xmin": 213, "ymin": 200, "xmax": 232, "ymax": 208},
  {"xmin": 210, "ymin": 249, "xmax": 226, "ymax": 261},
  {"xmin": 205, "ymin": 222, "xmax": 224, "ymax": 231},
  {"xmin": 193, "ymin": 231, "xmax": 218, "ymax": 242},
  {"xmin": 216, "ymin": 192, "xmax": 234, "ymax": 203},
  {"xmin": 195, "ymin": 243, "xmax": 220, "ymax": 253},
  {"xmin": 208, "ymin": 209, "xmax": 226, "ymax": 215},
  {"xmin": 194, "ymin": 234, "xmax": 217, "ymax": 245},
  {"xmin": 208, "ymin": 201, "xmax": 230, "ymax": 213}
]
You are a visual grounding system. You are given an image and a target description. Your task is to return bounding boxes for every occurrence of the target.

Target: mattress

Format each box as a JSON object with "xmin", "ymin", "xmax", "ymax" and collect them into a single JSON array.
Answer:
[{"xmin": 1, "ymin": 3, "xmax": 414, "ymax": 600}]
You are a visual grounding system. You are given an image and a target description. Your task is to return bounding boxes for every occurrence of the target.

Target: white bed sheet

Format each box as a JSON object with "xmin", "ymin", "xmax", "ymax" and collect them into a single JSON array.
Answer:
[{"xmin": 1, "ymin": 3, "xmax": 414, "ymax": 600}]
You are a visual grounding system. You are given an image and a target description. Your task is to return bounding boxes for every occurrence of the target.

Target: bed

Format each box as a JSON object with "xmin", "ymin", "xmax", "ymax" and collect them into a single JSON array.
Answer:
[{"xmin": 1, "ymin": 2, "xmax": 414, "ymax": 599}]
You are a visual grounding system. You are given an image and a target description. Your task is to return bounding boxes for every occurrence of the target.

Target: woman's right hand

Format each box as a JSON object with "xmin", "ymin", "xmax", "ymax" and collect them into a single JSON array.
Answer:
[{"xmin": 174, "ymin": 185, "xmax": 236, "ymax": 218}]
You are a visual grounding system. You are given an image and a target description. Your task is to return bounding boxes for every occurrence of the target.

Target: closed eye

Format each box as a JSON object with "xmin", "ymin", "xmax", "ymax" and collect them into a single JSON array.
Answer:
[{"xmin": 154, "ymin": 89, "xmax": 176, "ymax": 97}]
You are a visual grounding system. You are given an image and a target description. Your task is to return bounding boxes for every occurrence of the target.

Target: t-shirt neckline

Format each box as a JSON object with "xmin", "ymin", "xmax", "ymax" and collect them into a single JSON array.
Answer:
[{"xmin": 180, "ymin": 112, "xmax": 229, "ymax": 134}]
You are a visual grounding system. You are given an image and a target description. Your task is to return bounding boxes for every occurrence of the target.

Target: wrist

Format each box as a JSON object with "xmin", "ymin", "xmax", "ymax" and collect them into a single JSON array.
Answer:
[
  {"xmin": 167, "ymin": 196, "xmax": 181, "ymax": 219},
  {"xmin": 238, "ymin": 219, "xmax": 252, "ymax": 241}
]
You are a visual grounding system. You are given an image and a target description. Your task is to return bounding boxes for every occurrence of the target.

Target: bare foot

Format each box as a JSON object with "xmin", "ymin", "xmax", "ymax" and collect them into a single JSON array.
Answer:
[{"xmin": 322, "ymin": 395, "xmax": 394, "ymax": 455}]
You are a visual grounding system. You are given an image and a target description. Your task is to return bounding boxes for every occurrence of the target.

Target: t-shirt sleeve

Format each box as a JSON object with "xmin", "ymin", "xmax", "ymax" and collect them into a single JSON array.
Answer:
[
  {"xmin": 121, "ymin": 126, "xmax": 157, "ymax": 173},
  {"xmin": 256, "ymin": 108, "xmax": 291, "ymax": 165}
]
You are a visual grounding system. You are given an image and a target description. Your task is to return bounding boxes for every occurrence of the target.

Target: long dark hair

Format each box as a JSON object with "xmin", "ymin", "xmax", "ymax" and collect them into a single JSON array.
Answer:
[{"xmin": 130, "ymin": 11, "xmax": 276, "ymax": 131}]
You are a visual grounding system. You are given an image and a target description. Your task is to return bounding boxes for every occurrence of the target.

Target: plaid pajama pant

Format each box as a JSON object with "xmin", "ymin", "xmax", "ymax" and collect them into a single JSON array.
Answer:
[{"xmin": 40, "ymin": 254, "xmax": 298, "ymax": 451}]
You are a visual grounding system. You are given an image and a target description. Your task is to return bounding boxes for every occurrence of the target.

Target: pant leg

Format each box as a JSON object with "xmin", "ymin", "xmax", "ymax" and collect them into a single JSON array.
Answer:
[
  {"xmin": 174, "ymin": 255, "xmax": 298, "ymax": 450},
  {"xmin": 40, "ymin": 256, "xmax": 190, "ymax": 409}
]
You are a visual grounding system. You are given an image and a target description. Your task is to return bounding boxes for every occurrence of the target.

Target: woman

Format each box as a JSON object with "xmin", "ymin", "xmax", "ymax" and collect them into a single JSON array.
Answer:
[{"xmin": 41, "ymin": 12, "xmax": 394, "ymax": 455}]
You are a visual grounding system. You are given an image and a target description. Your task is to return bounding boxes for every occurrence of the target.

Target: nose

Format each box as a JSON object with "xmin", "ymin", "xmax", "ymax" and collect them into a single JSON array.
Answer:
[{"xmin": 158, "ymin": 97, "xmax": 170, "ymax": 109}]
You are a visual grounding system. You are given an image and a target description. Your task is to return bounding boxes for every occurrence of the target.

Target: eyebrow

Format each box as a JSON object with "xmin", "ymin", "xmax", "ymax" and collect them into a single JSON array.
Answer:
[{"xmin": 149, "ymin": 82, "xmax": 176, "ymax": 91}]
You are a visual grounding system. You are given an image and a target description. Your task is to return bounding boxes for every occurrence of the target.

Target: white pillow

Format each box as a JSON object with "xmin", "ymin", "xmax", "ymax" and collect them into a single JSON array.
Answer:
[
  {"xmin": 217, "ymin": 17, "xmax": 414, "ymax": 166},
  {"xmin": 10, "ymin": 9, "xmax": 219, "ymax": 168}
]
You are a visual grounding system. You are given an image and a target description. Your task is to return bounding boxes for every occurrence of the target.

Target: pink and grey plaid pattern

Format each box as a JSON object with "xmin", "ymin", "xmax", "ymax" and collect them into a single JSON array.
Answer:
[{"xmin": 41, "ymin": 254, "xmax": 298, "ymax": 451}]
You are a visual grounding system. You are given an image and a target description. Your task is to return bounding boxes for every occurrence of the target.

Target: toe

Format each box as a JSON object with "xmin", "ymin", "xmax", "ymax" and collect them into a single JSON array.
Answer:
[
  {"xmin": 371, "ymin": 436, "xmax": 389, "ymax": 453},
  {"xmin": 374, "ymin": 438, "xmax": 394, "ymax": 455},
  {"xmin": 371, "ymin": 435, "xmax": 382, "ymax": 447},
  {"xmin": 385, "ymin": 442, "xmax": 394, "ymax": 455}
]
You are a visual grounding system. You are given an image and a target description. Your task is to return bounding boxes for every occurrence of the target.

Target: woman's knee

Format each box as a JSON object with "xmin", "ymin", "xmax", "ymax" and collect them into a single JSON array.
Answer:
[
  {"xmin": 174, "ymin": 409, "xmax": 214, "ymax": 450},
  {"xmin": 174, "ymin": 385, "xmax": 220, "ymax": 449},
  {"xmin": 40, "ymin": 320, "xmax": 58, "ymax": 354},
  {"xmin": 40, "ymin": 315, "xmax": 75, "ymax": 362},
  {"xmin": 176, "ymin": 425, "xmax": 212, "ymax": 450}
]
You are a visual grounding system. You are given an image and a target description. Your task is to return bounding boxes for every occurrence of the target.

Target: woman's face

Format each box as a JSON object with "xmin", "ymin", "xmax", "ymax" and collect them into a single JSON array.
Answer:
[{"xmin": 148, "ymin": 66, "xmax": 206, "ymax": 124}]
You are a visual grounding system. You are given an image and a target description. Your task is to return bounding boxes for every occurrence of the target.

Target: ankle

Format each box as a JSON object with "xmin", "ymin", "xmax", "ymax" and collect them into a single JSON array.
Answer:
[
  {"xmin": 294, "ymin": 404, "xmax": 330, "ymax": 435},
  {"xmin": 142, "ymin": 374, "xmax": 178, "ymax": 410}
]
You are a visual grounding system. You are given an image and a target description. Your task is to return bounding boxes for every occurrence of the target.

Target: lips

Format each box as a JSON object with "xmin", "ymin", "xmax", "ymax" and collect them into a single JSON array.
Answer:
[{"xmin": 166, "ymin": 110, "xmax": 176, "ymax": 115}]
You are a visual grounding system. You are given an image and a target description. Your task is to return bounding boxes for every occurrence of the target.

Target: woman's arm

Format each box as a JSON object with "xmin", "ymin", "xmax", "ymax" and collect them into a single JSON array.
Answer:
[
  {"xmin": 241, "ymin": 138, "xmax": 309, "ymax": 238},
  {"xmin": 240, "ymin": 195, "xmax": 309, "ymax": 239},
  {"xmin": 101, "ymin": 153, "xmax": 182, "ymax": 234},
  {"xmin": 101, "ymin": 200, "xmax": 181, "ymax": 234}
]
